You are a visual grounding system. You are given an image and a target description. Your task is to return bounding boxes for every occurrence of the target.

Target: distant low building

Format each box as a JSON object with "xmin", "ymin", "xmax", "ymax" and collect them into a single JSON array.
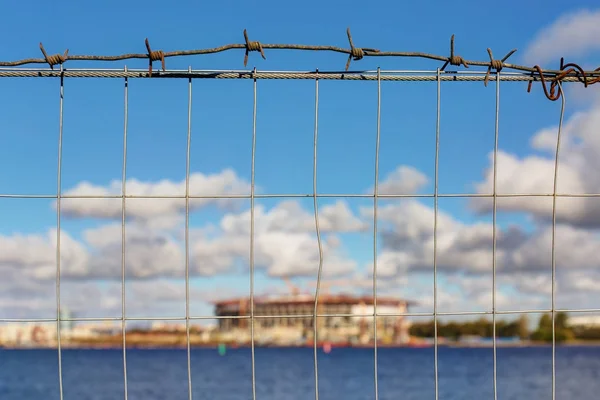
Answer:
[
  {"xmin": 0, "ymin": 323, "xmax": 55, "ymax": 346},
  {"xmin": 567, "ymin": 315, "xmax": 600, "ymax": 328},
  {"xmin": 212, "ymin": 294, "xmax": 415, "ymax": 345}
]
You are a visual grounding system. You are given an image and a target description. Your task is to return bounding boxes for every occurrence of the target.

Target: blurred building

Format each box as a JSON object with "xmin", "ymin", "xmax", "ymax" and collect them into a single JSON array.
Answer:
[
  {"xmin": 213, "ymin": 294, "xmax": 414, "ymax": 345},
  {"xmin": 65, "ymin": 321, "xmax": 119, "ymax": 340},
  {"xmin": 0, "ymin": 323, "xmax": 55, "ymax": 346},
  {"xmin": 567, "ymin": 315, "xmax": 600, "ymax": 328}
]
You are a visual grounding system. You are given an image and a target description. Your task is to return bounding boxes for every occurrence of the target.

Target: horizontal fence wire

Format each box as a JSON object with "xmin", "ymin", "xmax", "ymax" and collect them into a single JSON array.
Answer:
[
  {"xmin": 0, "ymin": 68, "xmax": 595, "ymax": 83},
  {"xmin": 4, "ymin": 193, "xmax": 600, "ymax": 199},
  {"xmin": 3, "ymin": 309, "xmax": 600, "ymax": 324}
]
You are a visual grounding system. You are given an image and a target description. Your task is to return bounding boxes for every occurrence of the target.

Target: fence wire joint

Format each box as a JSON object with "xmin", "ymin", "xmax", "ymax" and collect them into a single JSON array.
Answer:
[
  {"xmin": 145, "ymin": 38, "xmax": 166, "ymax": 77},
  {"xmin": 243, "ymin": 29, "xmax": 266, "ymax": 67},
  {"xmin": 39, "ymin": 43, "xmax": 68, "ymax": 70}
]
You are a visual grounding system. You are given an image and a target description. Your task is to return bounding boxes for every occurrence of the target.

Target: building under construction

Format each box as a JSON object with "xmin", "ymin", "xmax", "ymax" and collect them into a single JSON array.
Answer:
[{"xmin": 212, "ymin": 293, "xmax": 415, "ymax": 345}]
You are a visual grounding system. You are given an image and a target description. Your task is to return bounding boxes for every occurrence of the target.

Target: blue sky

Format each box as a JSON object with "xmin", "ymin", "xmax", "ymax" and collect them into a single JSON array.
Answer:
[{"xmin": 1, "ymin": 1, "xmax": 600, "ymax": 322}]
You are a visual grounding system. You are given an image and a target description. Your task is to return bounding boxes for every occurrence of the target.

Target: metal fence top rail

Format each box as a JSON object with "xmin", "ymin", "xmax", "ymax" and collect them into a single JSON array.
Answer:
[{"xmin": 0, "ymin": 67, "xmax": 594, "ymax": 84}]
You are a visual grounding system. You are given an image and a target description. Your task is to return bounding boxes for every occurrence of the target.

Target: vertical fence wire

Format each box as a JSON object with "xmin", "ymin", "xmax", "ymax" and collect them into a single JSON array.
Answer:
[
  {"xmin": 372, "ymin": 67, "xmax": 382, "ymax": 400},
  {"xmin": 185, "ymin": 65, "xmax": 194, "ymax": 400},
  {"xmin": 121, "ymin": 66, "xmax": 129, "ymax": 400},
  {"xmin": 312, "ymin": 69, "xmax": 324, "ymax": 400},
  {"xmin": 249, "ymin": 67, "xmax": 258, "ymax": 400},
  {"xmin": 551, "ymin": 81, "xmax": 566, "ymax": 400},
  {"xmin": 433, "ymin": 67, "xmax": 441, "ymax": 400},
  {"xmin": 491, "ymin": 71, "xmax": 500, "ymax": 400},
  {"xmin": 55, "ymin": 66, "xmax": 65, "ymax": 400},
  {"xmin": 0, "ymin": 67, "xmax": 583, "ymax": 399}
]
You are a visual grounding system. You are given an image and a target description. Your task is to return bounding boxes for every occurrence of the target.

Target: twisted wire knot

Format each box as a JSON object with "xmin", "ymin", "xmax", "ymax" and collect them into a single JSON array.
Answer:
[
  {"xmin": 449, "ymin": 55, "xmax": 466, "ymax": 66},
  {"xmin": 39, "ymin": 43, "xmax": 68, "ymax": 70},
  {"xmin": 144, "ymin": 38, "xmax": 166, "ymax": 77},
  {"xmin": 148, "ymin": 50, "xmax": 164, "ymax": 62},
  {"xmin": 246, "ymin": 40, "xmax": 262, "ymax": 52},
  {"xmin": 490, "ymin": 59, "xmax": 503, "ymax": 70},
  {"xmin": 46, "ymin": 54, "xmax": 66, "ymax": 66},
  {"xmin": 243, "ymin": 29, "xmax": 266, "ymax": 67},
  {"xmin": 350, "ymin": 46, "xmax": 364, "ymax": 61}
]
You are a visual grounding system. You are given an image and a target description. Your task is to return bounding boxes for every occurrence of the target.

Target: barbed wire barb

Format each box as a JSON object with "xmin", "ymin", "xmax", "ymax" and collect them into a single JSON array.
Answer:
[
  {"xmin": 39, "ymin": 43, "xmax": 68, "ymax": 70},
  {"xmin": 344, "ymin": 27, "xmax": 379, "ymax": 71},
  {"xmin": 484, "ymin": 47, "xmax": 516, "ymax": 87},
  {"xmin": 145, "ymin": 38, "xmax": 165, "ymax": 77},
  {"xmin": 440, "ymin": 35, "xmax": 468, "ymax": 71},
  {"xmin": 244, "ymin": 29, "xmax": 266, "ymax": 67}
]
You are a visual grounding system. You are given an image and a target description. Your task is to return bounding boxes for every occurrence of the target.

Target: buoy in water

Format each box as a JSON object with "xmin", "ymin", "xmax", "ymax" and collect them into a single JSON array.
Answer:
[
  {"xmin": 323, "ymin": 343, "xmax": 331, "ymax": 354},
  {"xmin": 218, "ymin": 343, "xmax": 226, "ymax": 356}
]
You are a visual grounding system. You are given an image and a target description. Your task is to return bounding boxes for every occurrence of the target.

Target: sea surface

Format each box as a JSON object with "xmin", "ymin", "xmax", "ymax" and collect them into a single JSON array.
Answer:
[{"xmin": 1, "ymin": 346, "xmax": 599, "ymax": 399}]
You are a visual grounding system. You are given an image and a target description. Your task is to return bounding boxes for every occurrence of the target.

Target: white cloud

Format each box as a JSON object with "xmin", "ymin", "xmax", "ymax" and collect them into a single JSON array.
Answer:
[
  {"xmin": 375, "ymin": 165, "xmax": 429, "ymax": 195},
  {"xmin": 471, "ymin": 99, "xmax": 600, "ymax": 228},
  {"xmin": 0, "ymin": 229, "xmax": 91, "ymax": 280},
  {"xmin": 84, "ymin": 223, "xmax": 186, "ymax": 279},
  {"xmin": 364, "ymin": 196, "xmax": 600, "ymax": 279},
  {"xmin": 219, "ymin": 199, "xmax": 366, "ymax": 235},
  {"xmin": 1, "ymin": 197, "xmax": 363, "ymax": 282},
  {"xmin": 192, "ymin": 200, "xmax": 362, "ymax": 278},
  {"xmin": 523, "ymin": 8, "xmax": 600, "ymax": 65},
  {"xmin": 59, "ymin": 169, "xmax": 251, "ymax": 221}
]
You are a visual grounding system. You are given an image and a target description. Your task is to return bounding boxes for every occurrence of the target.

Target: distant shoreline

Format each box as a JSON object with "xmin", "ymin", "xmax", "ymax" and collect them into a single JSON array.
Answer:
[{"xmin": 3, "ymin": 341, "xmax": 600, "ymax": 350}]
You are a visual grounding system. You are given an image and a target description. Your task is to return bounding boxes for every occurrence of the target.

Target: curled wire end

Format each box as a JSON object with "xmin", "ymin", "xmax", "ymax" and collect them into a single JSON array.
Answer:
[
  {"xmin": 39, "ymin": 43, "xmax": 68, "ymax": 70},
  {"xmin": 528, "ymin": 65, "xmax": 563, "ymax": 101},
  {"xmin": 145, "ymin": 38, "xmax": 166, "ymax": 77},
  {"xmin": 243, "ymin": 29, "xmax": 266, "ymax": 67},
  {"xmin": 529, "ymin": 57, "xmax": 593, "ymax": 101},
  {"xmin": 559, "ymin": 57, "xmax": 588, "ymax": 87}
]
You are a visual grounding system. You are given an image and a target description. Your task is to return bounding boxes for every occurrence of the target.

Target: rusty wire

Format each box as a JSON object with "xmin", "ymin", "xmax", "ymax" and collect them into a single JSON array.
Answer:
[
  {"xmin": 3, "ymin": 28, "xmax": 600, "ymax": 100},
  {"xmin": 144, "ymin": 38, "xmax": 165, "ymax": 77}
]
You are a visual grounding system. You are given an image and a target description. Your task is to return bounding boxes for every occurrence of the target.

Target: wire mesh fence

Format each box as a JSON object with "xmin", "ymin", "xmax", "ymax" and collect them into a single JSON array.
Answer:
[{"xmin": 1, "ymin": 35, "xmax": 598, "ymax": 400}]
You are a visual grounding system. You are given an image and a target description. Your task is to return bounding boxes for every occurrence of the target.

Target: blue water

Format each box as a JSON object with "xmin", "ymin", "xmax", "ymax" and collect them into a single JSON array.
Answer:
[{"xmin": 1, "ymin": 347, "xmax": 599, "ymax": 399}]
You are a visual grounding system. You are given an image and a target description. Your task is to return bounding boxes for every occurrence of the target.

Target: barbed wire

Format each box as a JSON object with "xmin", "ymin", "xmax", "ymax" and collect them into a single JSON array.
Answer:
[{"xmin": 1, "ymin": 28, "xmax": 599, "ymax": 101}]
